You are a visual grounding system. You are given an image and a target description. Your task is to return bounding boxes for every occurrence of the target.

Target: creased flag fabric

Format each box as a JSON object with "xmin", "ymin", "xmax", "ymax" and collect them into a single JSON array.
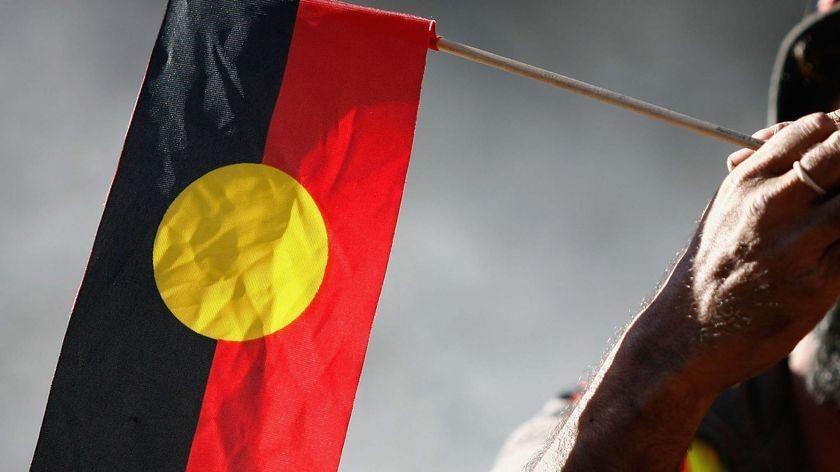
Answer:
[{"xmin": 32, "ymin": 1, "xmax": 435, "ymax": 470}]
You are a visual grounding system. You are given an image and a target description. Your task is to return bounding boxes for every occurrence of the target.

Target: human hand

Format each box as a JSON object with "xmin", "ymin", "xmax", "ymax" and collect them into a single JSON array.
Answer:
[
  {"xmin": 657, "ymin": 112, "xmax": 840, "ymax": 395},
  {"xmin": 726, "ymin": 121, "xmax": 791, "ymax": 171}
]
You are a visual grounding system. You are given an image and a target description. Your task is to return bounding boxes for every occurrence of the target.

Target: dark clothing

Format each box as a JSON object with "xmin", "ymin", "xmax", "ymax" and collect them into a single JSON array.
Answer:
[
  {"xmin": 697, "ymin": 362, "xmax": 811, "ymax": 471},
  {"xmin": 491, "ymin": 362, "xmax": 811, "ymax": 471}
]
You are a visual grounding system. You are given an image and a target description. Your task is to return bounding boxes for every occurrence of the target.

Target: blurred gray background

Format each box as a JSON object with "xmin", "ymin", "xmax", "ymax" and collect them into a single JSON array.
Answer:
[{"xmin": 0, "ymin": 0, "xmax": 808, "ymax": 470}]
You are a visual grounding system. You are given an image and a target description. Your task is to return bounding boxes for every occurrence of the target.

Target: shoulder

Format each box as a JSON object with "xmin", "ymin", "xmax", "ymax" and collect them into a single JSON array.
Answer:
[{"xmin": 490, "ymin": 392, "xmax": 579, "ymax": 472}]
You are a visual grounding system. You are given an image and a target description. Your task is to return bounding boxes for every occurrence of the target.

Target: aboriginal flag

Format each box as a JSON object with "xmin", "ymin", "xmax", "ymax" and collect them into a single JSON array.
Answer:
[{"xmin": 32, "ymin": 1, "xmax": 435, "ymax": 470}]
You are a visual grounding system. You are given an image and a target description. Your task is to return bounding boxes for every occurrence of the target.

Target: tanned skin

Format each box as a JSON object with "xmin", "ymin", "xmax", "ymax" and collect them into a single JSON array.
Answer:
[{"xmin": 527, "ymin": 112, "xmax": 840, "ymax": 471}]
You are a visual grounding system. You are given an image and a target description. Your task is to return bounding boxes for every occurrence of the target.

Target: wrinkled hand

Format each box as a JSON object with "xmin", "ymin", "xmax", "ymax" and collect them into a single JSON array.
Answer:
[
  {"xmin": 661, "ymin": 112, "xmax": 840, "ymax": 394},
  {"xmin": 524, "ymin": 113, "xmax": 840, "ymax": 472}
]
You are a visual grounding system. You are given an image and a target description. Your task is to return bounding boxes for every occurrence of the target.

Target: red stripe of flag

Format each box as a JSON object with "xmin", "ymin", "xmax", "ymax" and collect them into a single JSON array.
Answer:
[{"xmin": 185, "ymin": 1, "xmax": 435, "ymax": 470}]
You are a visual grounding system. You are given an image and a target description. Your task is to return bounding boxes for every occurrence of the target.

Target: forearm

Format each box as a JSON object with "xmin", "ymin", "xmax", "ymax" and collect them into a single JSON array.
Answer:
[
  {"xmin": 528, "ymin": 299, "xmax": 717, "ymax": 471},
  {"xmin": 528, "ymin": 112, "xmax": 840, "ymax": 470}
]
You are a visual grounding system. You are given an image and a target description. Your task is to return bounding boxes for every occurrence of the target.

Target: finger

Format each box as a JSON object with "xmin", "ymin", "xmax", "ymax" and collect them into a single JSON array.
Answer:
[
  {"xmin": 727, "ymin": 148, "xmax": 753, "ymax": 171},
  {"xmin": 781, "ymin": 130, "xmax": 840, "ymax": 205},
  {"xmin": 727, "ymin": 122, "xmax": 791, "ymax": 171},
  {"xmin": 800, "ymin": 130, "xmax": 840, "ymax": 192},
  {"xmin": 797, "ymin": 192, "xmax": 840, "ymax": 250},
  {"xmin": 739, "ymin": 112, "xmax": 837, "ymax": 178}
]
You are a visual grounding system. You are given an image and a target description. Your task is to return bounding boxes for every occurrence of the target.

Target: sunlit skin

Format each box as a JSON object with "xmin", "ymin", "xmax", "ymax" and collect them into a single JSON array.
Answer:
[{"xmin": 529, "ymin": 112, "xmax": 840, "ymax": 472}]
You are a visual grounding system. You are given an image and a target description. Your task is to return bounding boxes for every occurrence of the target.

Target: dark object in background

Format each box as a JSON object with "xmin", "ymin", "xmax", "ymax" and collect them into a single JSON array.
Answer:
[{"xmin": 770, "ymin": 3, "xmax": 840, "ymax": 123}]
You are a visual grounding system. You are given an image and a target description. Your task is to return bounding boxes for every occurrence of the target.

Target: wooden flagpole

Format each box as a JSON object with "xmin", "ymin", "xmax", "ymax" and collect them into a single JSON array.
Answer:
[{"xmin": 435, "ymin": 36, "xmax": 765, "ymax": 150}]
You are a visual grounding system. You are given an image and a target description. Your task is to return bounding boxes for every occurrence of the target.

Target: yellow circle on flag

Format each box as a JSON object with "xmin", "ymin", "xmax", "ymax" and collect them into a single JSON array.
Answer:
[{"xmin": 152, "ymin": 163, "xmax": 328, "ymax": 341}]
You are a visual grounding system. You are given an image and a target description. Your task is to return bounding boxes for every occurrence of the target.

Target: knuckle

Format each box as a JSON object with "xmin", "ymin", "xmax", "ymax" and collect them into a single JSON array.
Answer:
[
  {"xmin": 802, "ymin": 131, "xmax": 840, "ymax": 165},
  {"xmin": 752, "ymin": 125, "xmax": 776, "ymax": 140},
  {"xmin": 803, "ymin": 112, "xmax": 834, "ymax": 132},
  {"xmin": 771, "ymin": 121, "xmax": 790, "ymax": 135},
  {"xmin": 744, "ymin": 184, "xmax": 791, "ymax": 226},
  {"xmin": 826, "ymin": 130, "xmax": 840, "ymax": 151},
  {"xmin": 735, "ymin": 166, "xmax": 762, "ymax": 185},
  {"xmin": 747, "ymin": 192, "xmax": 771, "ymax": 221},
  {"xmin": 724, "ymin": 169, "xmax": 749, "ymax": 190}
]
